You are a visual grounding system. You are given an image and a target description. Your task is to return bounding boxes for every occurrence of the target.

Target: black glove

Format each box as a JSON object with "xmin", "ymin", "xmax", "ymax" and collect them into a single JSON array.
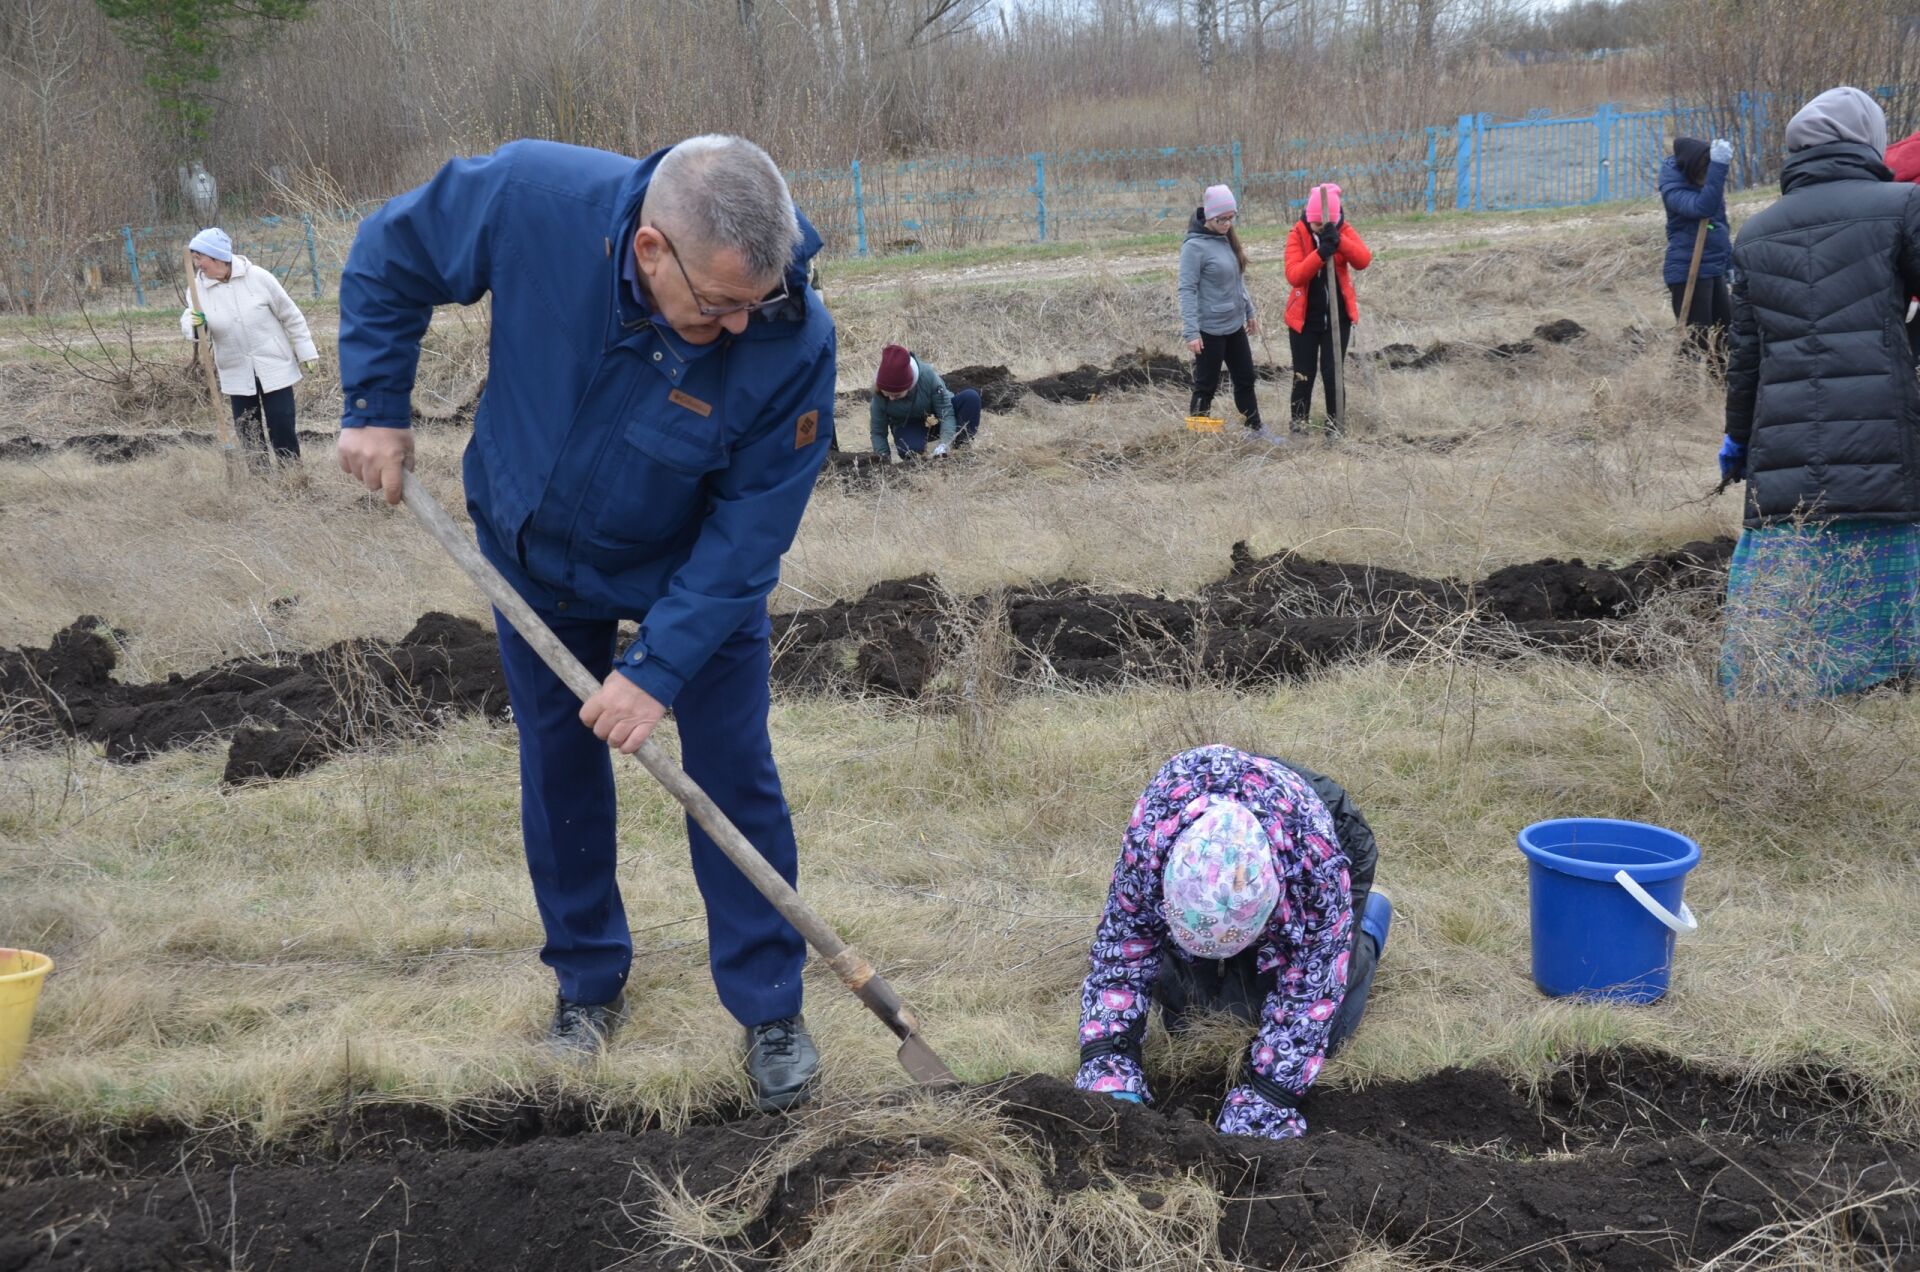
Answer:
[{"xmin": 1317, "ymin": 225, "xmax": 1342, "ymax": 261}]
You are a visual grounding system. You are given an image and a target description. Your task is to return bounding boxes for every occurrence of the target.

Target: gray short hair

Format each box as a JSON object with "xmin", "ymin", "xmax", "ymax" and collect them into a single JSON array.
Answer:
[{"xmin": 644, "ymin": 135, "xmax": 801, "ymax": 282}]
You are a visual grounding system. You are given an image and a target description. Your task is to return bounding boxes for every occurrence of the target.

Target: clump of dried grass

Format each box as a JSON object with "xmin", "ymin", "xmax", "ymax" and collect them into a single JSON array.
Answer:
[{"xmin": 632, "ymin": 1096, "xmax": 1223, "ymax": 1272}]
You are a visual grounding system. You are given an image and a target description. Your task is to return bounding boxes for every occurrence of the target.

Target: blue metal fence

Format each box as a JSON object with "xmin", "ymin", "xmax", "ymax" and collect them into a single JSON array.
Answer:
[{"xmin": 9, "ymin": 83, "xmax": 1913, "ymax": 310}]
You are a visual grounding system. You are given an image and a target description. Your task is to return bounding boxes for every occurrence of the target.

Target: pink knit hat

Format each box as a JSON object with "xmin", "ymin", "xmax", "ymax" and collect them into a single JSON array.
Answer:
[
  {"xmin": 1305, "ymin": 183, "xmax": 1343, "ymax": 223},
  {"xmin": 1162, "ymin": 799, "xmax": 1280, "ymax": 959},
  {"xmin": 1203, "ymin": 185, "xmax": 1238, "ymax": 221}
]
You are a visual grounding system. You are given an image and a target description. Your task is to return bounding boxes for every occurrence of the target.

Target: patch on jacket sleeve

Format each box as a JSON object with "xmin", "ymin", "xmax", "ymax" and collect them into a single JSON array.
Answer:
[
  {"xmin": 795, "ymin": 410, "xmax": 820, "ymax": 448},
  {"xmin": 668, "ymin": 388, "xmax": 712, "ymax": 418}
]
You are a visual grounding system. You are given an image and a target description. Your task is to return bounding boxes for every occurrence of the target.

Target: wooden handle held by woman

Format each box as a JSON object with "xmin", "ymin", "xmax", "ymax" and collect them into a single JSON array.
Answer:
[{"xmin": 184, "ymin": 247, "xmax": 240, "ymax": 485}]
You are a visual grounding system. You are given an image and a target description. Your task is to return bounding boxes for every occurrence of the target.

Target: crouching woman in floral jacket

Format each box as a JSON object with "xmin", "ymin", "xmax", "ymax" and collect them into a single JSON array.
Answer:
[{"xmin": 1074, "ymin": 744, "xmax": 1391, "ymax": 1139}]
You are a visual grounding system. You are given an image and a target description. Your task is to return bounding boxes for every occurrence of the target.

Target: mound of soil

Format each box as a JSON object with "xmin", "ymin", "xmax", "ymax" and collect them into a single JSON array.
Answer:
[
  {"xmin": 1, "ymin": 541, "xmax": 1729, "ymax": 782},
  {"xmin": 1, "ymin": 1052, "xmax": 1912, "ymax": 1270},
  {"xmin": 0, "ymin": 612, "xmax": 507, "ymax": 784},
  {"xmin": 0, "ymin": 431, "xmax": 185, "ymax": 464},
  {"xmin": 772, "ymin": 537, "xmax": 1733, "ymax": 699},
  {"xmin": 0, "ymin": 382, "xmax": 482, "ymax": 468},
  {"xmin": 1374, "ymin": 318, "xmax": 1588, "ymax": 371},
  {"xmin": 941, "ymin": 362, "xmax": 1022, "ymax": 410},
  {"xmin": 0, "ymin": 324, "xmax": 1595, "ymax": 468}
]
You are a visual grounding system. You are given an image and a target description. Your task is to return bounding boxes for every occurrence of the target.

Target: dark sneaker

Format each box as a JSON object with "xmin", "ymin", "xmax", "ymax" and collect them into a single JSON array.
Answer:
[
  {"xmin": 543, "ymin": 993, "xmax": 628, "ymax": 1060},
  {"xmin": 745, "ymin": 1014, "xmax": 819, "ymax": 1112}
]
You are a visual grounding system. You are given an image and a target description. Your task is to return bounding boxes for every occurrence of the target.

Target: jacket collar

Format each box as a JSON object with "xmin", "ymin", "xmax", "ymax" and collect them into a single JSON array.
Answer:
[
  {"xmin": 610, "ymin": 145, "xmax": 824, "ymax": 345},
  {"xmin": 1781, "ymin": 141, "xmax": 1894, "ymax": 193},
  {"xmin": 204, "ymin": 254, "xmax": 251, "ymax": 285}
]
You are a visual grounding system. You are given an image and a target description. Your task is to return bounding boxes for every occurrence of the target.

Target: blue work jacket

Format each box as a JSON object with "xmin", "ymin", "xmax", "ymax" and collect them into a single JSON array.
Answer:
[
  {"xmin": 337, "ymin": 141, "xmax": 837, "ymax": 707},
  {"xmin": 1659, "ymin": 155, "xmax": 1732, "ymax": 285}
]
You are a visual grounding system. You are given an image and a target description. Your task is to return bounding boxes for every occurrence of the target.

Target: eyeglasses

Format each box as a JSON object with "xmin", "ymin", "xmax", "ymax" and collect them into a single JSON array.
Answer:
[{"xmin": 652, "ymin": 227, "xmax": 791, "ymax": 318}]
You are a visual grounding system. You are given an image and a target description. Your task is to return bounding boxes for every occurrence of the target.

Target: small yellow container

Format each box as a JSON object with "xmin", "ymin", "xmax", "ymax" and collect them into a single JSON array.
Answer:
[
  {"xmin": 0, "ymin": 948, "xmax": 53, "ymax": 1084},
  {"xmin": 1184, "ymin": 415, "xmax": 1226, "ymax": 433}
]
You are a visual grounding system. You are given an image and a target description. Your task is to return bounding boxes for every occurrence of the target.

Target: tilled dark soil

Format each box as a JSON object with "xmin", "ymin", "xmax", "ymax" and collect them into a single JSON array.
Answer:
[
  {"xmin": 1, "ymin": 1050, "xmax": 1912, "ymax": 1271},
  {"xmin": 0, "ymin": 323, "xmax": 1595, "ymax": 468},
  {"xmin": 0, "ymin": 540, "xmax": 1730, "ymax": 783},
  {"xmin": 0, "ymin": 612, "xmax": 508, "ymax": 784},
  {"xmin": 776, "ymin": 536, "xmax": 1732, "ymax": 699}
]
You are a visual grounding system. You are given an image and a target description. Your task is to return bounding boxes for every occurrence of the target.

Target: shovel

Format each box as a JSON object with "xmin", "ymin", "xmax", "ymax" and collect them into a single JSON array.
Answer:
[
  {"xmin": 184, "ymin": 248, "xmax": 241, "ymax": 486},
  {"xmin": 1310, "ymin": 184, "xmax": 1347, "ymax": 434},
  {"xmin": 399, "ymin": 470, "xmax": 957, "ymax": 1089},
  {"xmin": 1676, "ymin": 218, "xmax": 1711, "ymax": 338}
]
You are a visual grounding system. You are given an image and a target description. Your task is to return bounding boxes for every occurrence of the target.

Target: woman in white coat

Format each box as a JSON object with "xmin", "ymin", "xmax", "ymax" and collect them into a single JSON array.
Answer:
[{"xmin": 180, "ymin": 227, "xmax": 319, "ymax": 467}]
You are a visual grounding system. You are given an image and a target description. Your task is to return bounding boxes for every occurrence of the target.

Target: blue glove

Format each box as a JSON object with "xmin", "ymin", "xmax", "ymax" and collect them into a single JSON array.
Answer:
[
  {"xmin": 1109, "ymin": 1092, "xmax": 1144, "ymax": 1104},
  {"xmin": 1718, "ymin": 436, "xmax": 1747, "ymax": 483}
]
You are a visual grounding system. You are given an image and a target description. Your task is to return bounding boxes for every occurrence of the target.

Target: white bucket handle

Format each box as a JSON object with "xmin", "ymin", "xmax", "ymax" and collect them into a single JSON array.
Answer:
[{"xmin": 1614, "ymin": 869, "xmax": 1698, "ymax": 935}]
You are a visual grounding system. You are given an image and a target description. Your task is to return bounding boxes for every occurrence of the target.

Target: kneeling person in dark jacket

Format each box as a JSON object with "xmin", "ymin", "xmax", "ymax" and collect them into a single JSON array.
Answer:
[
  {"xmin": 1074, "ymin": 745, "xmax": 1391, "ymax": 1140},
  {"xmin": 870, "ymin": 344, "xmax": 980, "ymax": 460}
]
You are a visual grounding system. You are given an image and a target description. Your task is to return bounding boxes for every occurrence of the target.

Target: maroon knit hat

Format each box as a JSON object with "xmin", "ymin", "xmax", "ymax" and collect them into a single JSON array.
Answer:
[{"xmin": 876, "ymin": 344, "xmax": 915, "ymax": 395}]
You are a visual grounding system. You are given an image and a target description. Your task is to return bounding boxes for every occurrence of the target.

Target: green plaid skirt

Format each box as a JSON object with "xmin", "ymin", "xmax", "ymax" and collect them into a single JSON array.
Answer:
[{"xmin": 1721, "ymin": 519, "xmax": 1920, "ymax": 697}]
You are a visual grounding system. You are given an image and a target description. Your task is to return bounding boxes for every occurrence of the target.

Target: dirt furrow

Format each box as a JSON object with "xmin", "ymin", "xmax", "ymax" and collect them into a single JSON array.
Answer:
[
  {"xmin": 0, "ymin": 538, "xmax": 1728, "ymax": 784},
  {"xmin": 0, "ymin": 1054, "xmax": 1911, "ymax": 1271}
]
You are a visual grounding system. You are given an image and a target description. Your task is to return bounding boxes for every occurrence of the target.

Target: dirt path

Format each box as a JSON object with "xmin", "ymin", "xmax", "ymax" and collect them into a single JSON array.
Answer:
[{"xmin": 825, "ymin": 195, "xmax": 1721, "ymax": 295}]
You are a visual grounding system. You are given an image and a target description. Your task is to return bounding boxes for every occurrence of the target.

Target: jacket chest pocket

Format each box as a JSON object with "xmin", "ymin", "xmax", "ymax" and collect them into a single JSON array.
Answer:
[{"xmin": 583, "ymin": 412, "xmax": 725, "ymax": 558}]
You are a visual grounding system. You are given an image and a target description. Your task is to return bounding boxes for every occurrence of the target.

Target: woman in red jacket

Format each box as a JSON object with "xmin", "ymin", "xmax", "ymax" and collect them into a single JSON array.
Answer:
[{"xmin": 1284, "ymin": 184, "xmax": 1372, "ymax": 435}]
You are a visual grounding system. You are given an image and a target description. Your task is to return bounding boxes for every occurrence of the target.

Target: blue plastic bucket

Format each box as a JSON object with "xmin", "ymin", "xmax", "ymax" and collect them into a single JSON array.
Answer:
[{"xmin": 1516, "ymin": 818, "xmax": 1701, "ymax": 1003}]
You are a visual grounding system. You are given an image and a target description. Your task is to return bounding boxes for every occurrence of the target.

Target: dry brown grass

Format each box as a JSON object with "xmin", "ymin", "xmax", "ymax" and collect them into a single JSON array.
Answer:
[{"xmin": 2, "ymin": 196, "xmax": 1917, "ymax": 1162}]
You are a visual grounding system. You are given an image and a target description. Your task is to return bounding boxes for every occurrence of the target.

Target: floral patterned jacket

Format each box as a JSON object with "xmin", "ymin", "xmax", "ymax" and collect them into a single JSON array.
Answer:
[{"xmin": 1075, "ymin": 745, "xmax": 1354, "ymax": 1139}]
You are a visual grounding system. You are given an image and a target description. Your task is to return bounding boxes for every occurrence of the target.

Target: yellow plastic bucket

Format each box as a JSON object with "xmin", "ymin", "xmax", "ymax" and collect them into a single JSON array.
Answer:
[
  {"xmin": 1184, "ymin": 415, "xmax": 1226, "ymax": 433},
  {"xmin": 0, "ymin": 948, "xmax": 53, "ymax": 1084}
]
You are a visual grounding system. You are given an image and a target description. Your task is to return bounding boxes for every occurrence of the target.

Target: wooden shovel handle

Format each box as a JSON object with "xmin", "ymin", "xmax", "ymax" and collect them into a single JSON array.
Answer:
[{"xmin": 400, "ymin": 471, "xmax": 955, "ymax": 1084}]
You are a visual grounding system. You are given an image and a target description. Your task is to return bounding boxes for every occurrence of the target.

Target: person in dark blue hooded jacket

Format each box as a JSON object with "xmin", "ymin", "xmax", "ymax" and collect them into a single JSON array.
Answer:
[
  {"xmin": 1660, "ymin": 136, "xmax": 1734, "ymax": 364},
  {"xmin": 334, "ymin": 136, "xmax": 836, "ymax": 1111}
]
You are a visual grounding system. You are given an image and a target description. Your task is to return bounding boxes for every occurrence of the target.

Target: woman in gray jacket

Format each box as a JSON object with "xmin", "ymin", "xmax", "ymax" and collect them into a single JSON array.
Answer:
[{"xmin": 1180, "ymin": 185, "xmax": 1271, "ymax": 441}]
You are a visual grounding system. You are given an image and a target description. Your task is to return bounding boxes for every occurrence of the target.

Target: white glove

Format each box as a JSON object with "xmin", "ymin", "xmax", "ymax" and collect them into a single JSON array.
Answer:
[
  {"xmin": 1710, "ymin": 138, "xmax": 1733, "ymax": 165},
  {"xmin": 932, "ymin": 443, "xmax": 949, "ymax": 457}
]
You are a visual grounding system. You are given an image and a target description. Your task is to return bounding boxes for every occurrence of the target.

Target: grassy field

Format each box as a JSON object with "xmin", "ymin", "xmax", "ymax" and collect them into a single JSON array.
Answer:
[{"xmin": 2, "ymin": 196, "xmax": 1917, "ymax": 1268}]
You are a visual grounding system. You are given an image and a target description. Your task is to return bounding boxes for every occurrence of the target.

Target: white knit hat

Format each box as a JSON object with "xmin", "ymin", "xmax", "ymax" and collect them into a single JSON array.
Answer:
[{"xmin": 188, "ymin": 227, "xmax": 233, "ymax": 263}]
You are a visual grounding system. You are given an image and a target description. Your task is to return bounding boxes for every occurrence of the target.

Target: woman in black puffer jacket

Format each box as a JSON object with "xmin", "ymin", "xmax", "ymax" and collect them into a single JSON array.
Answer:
[{"xmin": 1719, "ymin": 87, "xmax": 1920, "ymax": 697}]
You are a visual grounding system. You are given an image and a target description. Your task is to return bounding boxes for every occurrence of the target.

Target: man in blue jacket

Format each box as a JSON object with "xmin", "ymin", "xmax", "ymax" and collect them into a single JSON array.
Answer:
[
  {"xmin": 334, "ymin": 136, "xmax": 836, "ymax": 1111},
  {"xmin": 1659, "ymin": 135, "xmax": 1734, "ymax": 367}
]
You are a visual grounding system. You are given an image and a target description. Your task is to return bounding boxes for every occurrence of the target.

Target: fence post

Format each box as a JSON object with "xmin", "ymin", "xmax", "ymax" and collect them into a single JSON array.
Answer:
[
  {"xmin": 1474, "ymin": 113, "xmax": 1488, "ymax": 211},
  {"xmin": 1757, "ymin": 93, "xmax": 1772, "ymax": 186},
  {"xmin": 851, "ymin": 160, "xmax": 867, "ymax": 258},
  {"xmin": 1033, "ymin": 153, "xmax": 1047, "ymax": 243},
  {"xmin": 1594, "ymin": 102, "xmax": 1613, "ymax": 203},
  {"xmin": 1425, "ymin": 126, "xmax": 1438, "ymax": 214},
  {"xmin": 122, "ymin": 226, "xmax": 145, "ymax": 306},
  {"xmin": 1736, "ymin": 91, "xmax": 1753, "ymax": 190},
  {"xmin": 1454, "ymin": 115, "xmax": 1474, "ymax": 211},
  {"xmin": 1231, "ymin": 140, "xmax": 1243, "ymax": 202},
  {"xmin": 302, "ymin": 213, "xmax": 322, "ymax": 298}
]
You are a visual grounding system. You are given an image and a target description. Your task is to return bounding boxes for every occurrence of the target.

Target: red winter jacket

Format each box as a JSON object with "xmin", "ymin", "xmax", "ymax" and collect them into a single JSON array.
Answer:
[
  {"xmin": 1284, "ymin": 219, "xmax": 1372, "ymax": 333},
  {"xmin": 1889, "ymin": 130, "xmax": 1920, "ymax": 185}
]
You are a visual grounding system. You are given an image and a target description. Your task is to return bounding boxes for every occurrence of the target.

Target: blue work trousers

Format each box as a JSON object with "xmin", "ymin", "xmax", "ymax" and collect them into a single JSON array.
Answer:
[
  {"xmin": 494, "ymin": 607, "xmax": 805, "ymax": 1026},
  {"xmin": 891, "ymin": 387, "xmax": 982, "ymax": 455}
]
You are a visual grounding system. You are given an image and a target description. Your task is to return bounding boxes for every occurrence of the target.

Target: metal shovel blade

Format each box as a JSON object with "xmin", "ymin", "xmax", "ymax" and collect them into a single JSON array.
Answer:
[{"xmin": 898, "ymin": 1033, "xmax": 959, "ymax": 1087}]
